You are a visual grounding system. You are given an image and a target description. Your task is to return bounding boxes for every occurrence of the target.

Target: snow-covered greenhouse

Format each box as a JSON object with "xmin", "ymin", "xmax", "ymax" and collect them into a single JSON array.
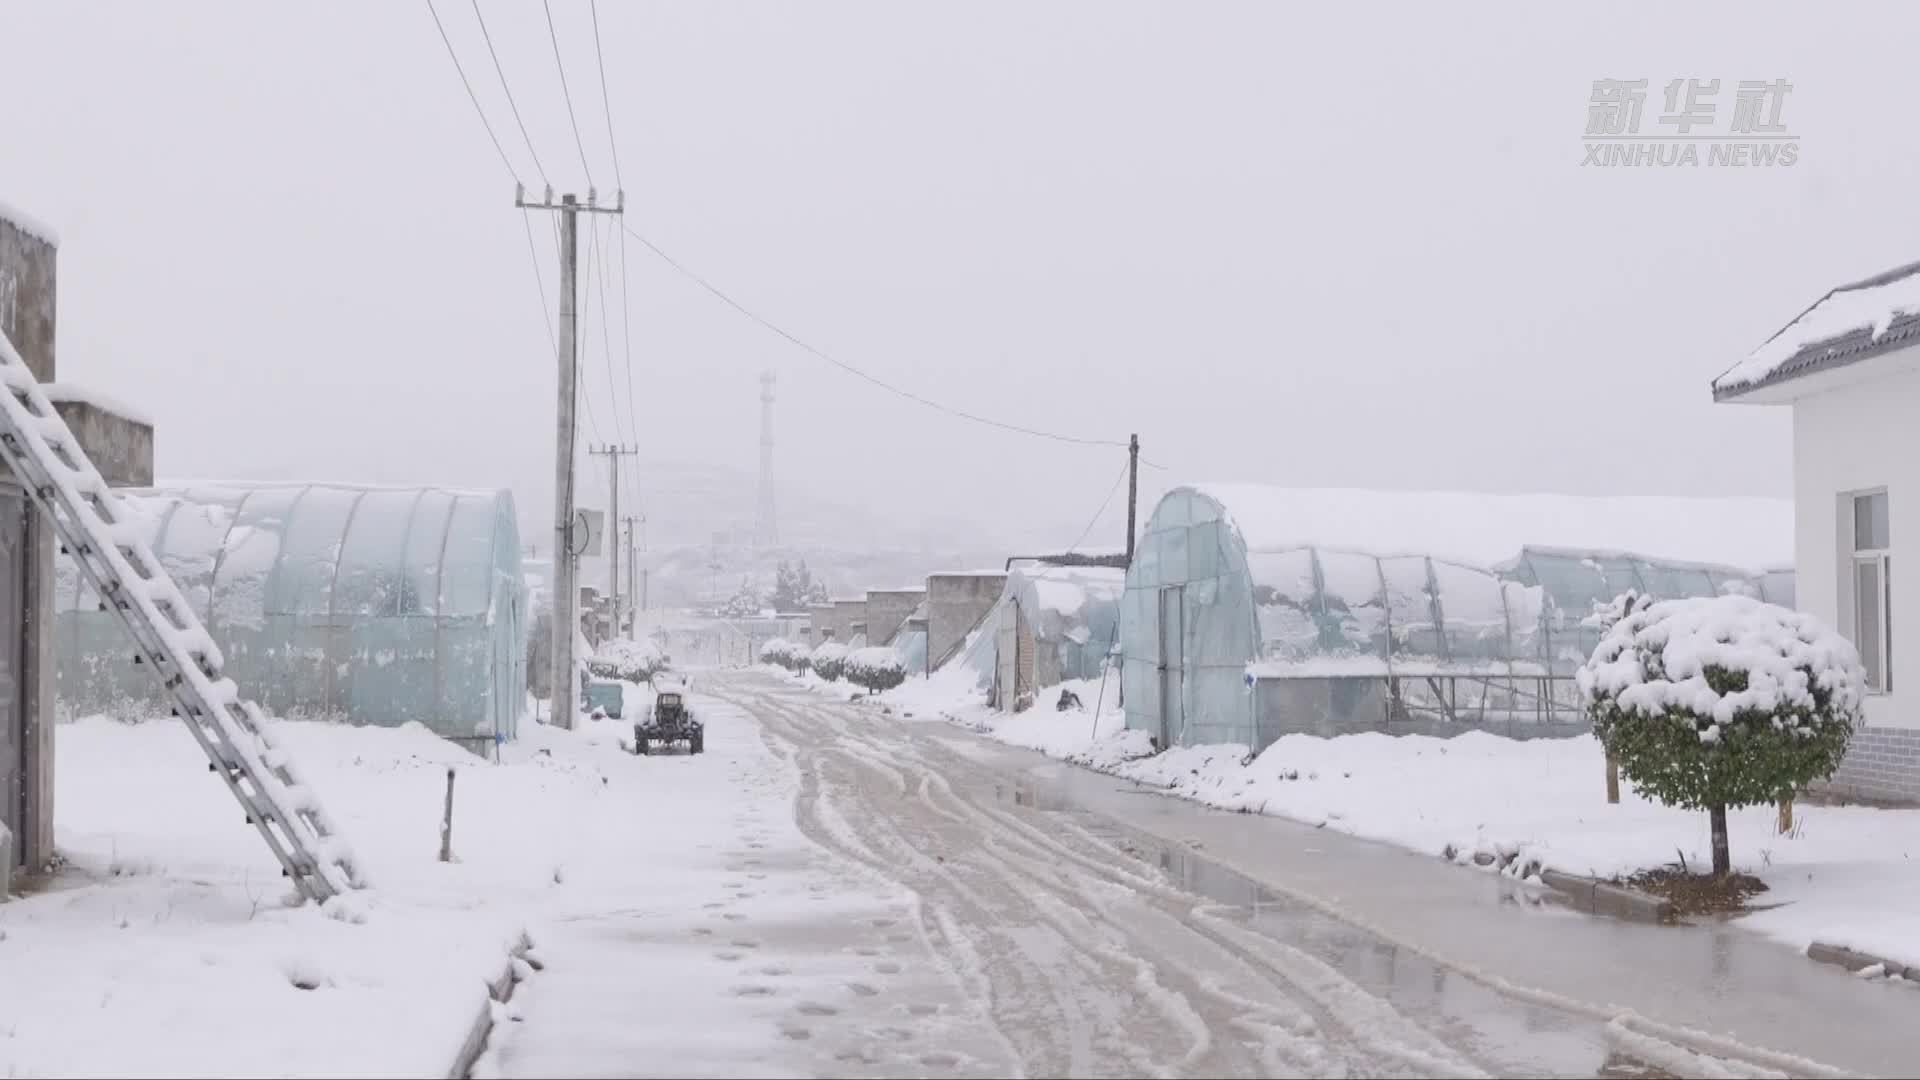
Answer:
[
  {"xmin": 1121, "ymin": 485, "xmax": 1795, "ymax": 751},
  {"xmin": 947, "ymin": 560, "xmax": 1124, "ymax": 709},
  {"xmin": 55, "ymin": 482, "xmax": 527, "ymax": 747}
]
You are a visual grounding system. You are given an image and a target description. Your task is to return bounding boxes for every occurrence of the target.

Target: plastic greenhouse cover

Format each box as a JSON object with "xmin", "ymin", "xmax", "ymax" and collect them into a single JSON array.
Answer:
[
  {"xmin": 56, "ymin": 483, "xmax": 526, "ymax": 739},
  {"xmin": 1193, "ymin": 484, "xmax": 1792, "ymax": 569}
]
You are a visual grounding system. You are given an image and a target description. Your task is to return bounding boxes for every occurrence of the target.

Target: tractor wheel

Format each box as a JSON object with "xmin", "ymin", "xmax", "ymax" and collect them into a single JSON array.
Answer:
[
  {"xmin": 690, "ymin": 729, "xmax": 704, "ymax": 755},
  {"xmin": 637, "ymin": 736, "xmax": 650, "ymax": 756}
]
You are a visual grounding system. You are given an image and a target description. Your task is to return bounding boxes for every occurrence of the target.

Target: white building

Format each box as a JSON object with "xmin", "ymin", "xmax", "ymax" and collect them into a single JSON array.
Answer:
[{"xmin": 1715, "ymin": 259, "xmax": 1920, "ymax": 801}]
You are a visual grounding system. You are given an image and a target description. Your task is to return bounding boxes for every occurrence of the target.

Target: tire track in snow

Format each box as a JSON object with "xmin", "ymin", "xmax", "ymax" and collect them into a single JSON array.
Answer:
[{"xmin": 720, "ymin": 679, "xmax": 1489, "ymax": 1077}]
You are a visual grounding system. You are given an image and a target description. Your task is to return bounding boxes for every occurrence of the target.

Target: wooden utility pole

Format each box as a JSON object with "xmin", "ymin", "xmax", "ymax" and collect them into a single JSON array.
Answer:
[
  {"xmin": 517, "ymin": 185, "xmax": 623, "ymax": 727},
  {"xmin": 1125, "ymin": 433, "xmax": 1140, "ymax": 563},
  {"xmin": 591, "ymin": 443, "xmax": 636, "ymax": 632}
]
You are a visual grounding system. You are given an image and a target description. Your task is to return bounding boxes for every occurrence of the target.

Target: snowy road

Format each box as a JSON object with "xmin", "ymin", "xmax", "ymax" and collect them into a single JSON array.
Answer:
[{"xmin": 490, "ymin": 671, "xmax": 1856, "ymax": 1079}]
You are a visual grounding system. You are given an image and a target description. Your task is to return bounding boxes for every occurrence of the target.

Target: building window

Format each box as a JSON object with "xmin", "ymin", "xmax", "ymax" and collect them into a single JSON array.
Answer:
[{"xmin": 1851, "ymin": 490, "xmax": 1891, "ymax": 692}]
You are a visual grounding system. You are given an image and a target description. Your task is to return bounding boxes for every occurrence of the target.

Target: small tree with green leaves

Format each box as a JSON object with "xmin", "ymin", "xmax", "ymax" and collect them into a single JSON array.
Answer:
[{"xmin": 1577, "ymin": 593, "xmax": 1863, "ymax": 877}]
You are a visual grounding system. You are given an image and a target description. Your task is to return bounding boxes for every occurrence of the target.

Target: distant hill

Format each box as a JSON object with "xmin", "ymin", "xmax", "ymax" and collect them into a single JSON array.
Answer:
[{"xmin": 552, "ymin": 458, "xmax": 1013, "ymax": 607}]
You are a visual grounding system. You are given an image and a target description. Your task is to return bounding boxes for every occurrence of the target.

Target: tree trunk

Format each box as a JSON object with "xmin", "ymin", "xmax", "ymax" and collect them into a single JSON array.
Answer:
[
  {"xmin": 1605, "ymin": 753, "xmax": 1620, "ymax": 805},
  {"xmin": 1709, "ymin": 803, "xmax": 1731, "ymax": 878},
  {"xmin": 1777, "ymin": 797, "xmax": 1794, "ymax": 836}
]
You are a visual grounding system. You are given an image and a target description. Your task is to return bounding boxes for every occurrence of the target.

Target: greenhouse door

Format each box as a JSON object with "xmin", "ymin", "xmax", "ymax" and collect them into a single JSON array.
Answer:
[{"xmin": 1157, "ymin": 586, "xmax": 1184, "ymax": 746}]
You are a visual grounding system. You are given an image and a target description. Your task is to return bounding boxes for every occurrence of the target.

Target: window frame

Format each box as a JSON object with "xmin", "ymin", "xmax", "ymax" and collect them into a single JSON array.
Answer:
[{"xmin": 1849, "ymin": 488, "xmax": 1893, "ymax": 694}]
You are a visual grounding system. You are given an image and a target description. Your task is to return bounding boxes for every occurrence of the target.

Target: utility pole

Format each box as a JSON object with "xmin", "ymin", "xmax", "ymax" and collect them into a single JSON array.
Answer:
[
  {"xmin": 1125, "ymin": 433, "xmax": 1140, "ymax": 563},
  {"xmin": 622, "ymin": 514, "xmax": 641, "ymax": 634},
  {"xmin": 590, "ymin": 443, "xmax": 636, "ymax": 634},
  {"xmin": 518, "ymin": 184, "xmax": 623, "ymax": 728}
]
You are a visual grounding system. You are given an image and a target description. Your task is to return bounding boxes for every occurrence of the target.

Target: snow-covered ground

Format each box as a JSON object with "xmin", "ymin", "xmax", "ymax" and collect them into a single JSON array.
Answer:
[
  {"xmin": 0, "ymin": 684, "xmax": 943, "ymax": 1078},
  {"xmin": 816, "ymin": 668, "xmax": 1920, "ymax": 976}
]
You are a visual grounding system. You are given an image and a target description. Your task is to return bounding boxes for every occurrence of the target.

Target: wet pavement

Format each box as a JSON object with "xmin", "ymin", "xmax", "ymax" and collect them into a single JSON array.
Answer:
[{"xmin": 708, "ymin": 672, "xmax": 1899, "ymax": 1078}]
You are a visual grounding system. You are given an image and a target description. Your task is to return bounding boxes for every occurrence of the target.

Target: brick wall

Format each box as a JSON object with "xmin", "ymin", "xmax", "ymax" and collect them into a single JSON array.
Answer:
[{"xmin": 1815, "ymin": 724, "xmax": 1920, "ymax": 803}]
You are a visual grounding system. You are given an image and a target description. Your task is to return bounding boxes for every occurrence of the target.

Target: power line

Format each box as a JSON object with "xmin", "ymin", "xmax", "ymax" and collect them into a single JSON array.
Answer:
[
  {"xmin": 520, "ymin": 212, "xmax": 557, "ymax": 350},
  {"xmin": 1067, "ymin": 461, "xmax": 1130, "ymax": 554},
  {"xmin": 471, "ymin": 0, "xmax": 549, "ymax": 190},
  {"xmin": 588, "ymin": 0, "xmax": 641, "ymax": 477},
  {"xmin": 542, "ymin": 0, "xmax": 597, "ymax": 187},
  {"xmin": 426, "ymin": 0, "xmax": 519, "ymax": 185},
  {"xmin": 619, "ymin": 220, "xmax": 1134, "ymax": 451},
  {"xmin": 588, "ymin": 217, "xmax": 630, "ymax": 447},
  {"xmin": 576, "ymin": 220, "xmax": 608, "ymax": 447},
  {"xmin": 588, "ymin": 1, "xmax": 623, "ymax": 191}
]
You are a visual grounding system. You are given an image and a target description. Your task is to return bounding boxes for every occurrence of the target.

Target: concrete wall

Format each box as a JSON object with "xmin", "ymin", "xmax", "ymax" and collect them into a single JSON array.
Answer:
[
  {"xmin": 807, "ymin": 603, "xmax": 838, "ymax": 646},
  {"xmin": 832, "ymin": 599, "xmax": 867, "ymax": 645},
  {"xmin": 1793, "ymin": 358, "xmax": 1920, "ymax": 801},
  {"xmin": 52, "ymin": 397, "xmax": 154, "ymax": 487},
  {"xmin": 863, "ymin": 589, "xmax": 924, "ymax": 647},
  {"xmin": 0, "ymin": 212, "xmax": 57, "ymax": 873},
  {"xmin": 927, "ymin": 572, "xmax": 1006, "ymax": 671}
]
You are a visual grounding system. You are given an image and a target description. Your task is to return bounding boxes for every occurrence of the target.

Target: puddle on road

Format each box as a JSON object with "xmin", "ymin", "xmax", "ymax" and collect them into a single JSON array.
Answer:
[{"xmin": 985, "ymin": 772, "xmax": 1671, "ymax": 1080}]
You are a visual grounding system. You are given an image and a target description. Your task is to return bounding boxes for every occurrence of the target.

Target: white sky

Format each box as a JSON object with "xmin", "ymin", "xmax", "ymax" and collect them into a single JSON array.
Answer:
[{"xmin": 3, "ymin": 2, "xmax": 1912, "ymax": 556}]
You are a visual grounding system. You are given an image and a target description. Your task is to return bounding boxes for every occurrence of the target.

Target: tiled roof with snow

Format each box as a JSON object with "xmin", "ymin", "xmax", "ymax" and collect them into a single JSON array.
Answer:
[
  {"xmin": 1190, "ymin": 484, "xmax": 1793, "ymax": 570},
  {"xmin": 1714, "ymin": 259, "xmax": 1920, "ymax": 398}
]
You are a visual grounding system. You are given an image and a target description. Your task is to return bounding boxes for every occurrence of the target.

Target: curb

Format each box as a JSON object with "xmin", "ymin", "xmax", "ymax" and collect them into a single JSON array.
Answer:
[
  {"xmin": 447, "ymin": 933, "xmax": 538, "ymax": 1080},
  {"xmin": 1806, "ymin": 941, "xmax": 1916, "ymax": 980},
  {"xmin": 1539, "ymin": 869, "xmax": 1674, "ymax": 924}
]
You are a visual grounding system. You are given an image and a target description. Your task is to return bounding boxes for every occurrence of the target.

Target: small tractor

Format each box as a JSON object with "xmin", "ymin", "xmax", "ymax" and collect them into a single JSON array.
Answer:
[{"xmin": 634, "ymin": 685, "xmax": 704, "ymax": 755}]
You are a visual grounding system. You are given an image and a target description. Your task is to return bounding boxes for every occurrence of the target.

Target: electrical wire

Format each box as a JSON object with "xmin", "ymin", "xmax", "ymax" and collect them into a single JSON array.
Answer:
[
  {"xmin": 619, "ymin": 220, "xmax": 1134, "ymax": 451},
  {"xmin": 471, "ymin": 0, "xmax": 549, "ymax": 190},
  {"xmin": 426, "ymin": 0, "xmax": 520, "ymax": 185},
  {"xmin": 588, "ymin": 1, "xmax": 643, "ymax": 518},
  {"xmin": 588, "ymin": 1, "xmax": 623, "ymax": 192},
  {"xmin": 542, "ymin": 0, "xmax": 597, "ymax": 187},
  {"xmin": 1066, "ymin": 461, "xmax": 1131, "ymax": 554},
  {"xmin": 588, "ymin": 216, "xmax": 630, "ymax": 448}
]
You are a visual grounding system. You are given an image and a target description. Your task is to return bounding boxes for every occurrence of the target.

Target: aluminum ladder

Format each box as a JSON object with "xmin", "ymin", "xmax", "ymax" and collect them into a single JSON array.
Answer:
[{"xmin": 0, "ymin": 329, "xmax": 357, "ymax": 902}]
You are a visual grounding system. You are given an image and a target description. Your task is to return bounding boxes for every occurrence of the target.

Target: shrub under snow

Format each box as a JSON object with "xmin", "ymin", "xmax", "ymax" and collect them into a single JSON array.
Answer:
[
  {"xmin": 1577, "ymin": 593, "xmax": 1863, "ymax": 876},
  {"xmin": 845, "ymin": 646, "xmax": 907, "ymax": 694},
  {"xmin": 586, "ymin": 638, "xmax": 668, "ymax": 683},
  {"xmin": 809, "ymin": 642, "xmax": 849, "ymax": 682},
  {"xmin": 758, "ymin": 638, "xmax": 811, "ymax": 674}
]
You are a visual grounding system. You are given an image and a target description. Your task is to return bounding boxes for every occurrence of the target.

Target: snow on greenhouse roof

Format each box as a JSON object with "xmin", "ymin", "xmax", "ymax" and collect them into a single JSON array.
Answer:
[
  {"xmin": 1715, "ymin": 259, "xmax": 1920, "ymax": 399},
  {"xmin": 1192, "ymin": 484, "xmax": 1792, "ymax": 570},
  {"xmin": 1012, "ymin": 563, "xmax": 1125, "ymax": 619}
]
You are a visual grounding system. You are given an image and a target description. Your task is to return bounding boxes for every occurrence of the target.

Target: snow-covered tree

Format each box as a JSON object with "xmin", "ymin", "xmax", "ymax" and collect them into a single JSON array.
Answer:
[
  {"xmin": 771, "ymin": 560, "xmax": 832, "ymax": 610},
  {"xmin": 810, "ymin": 642, "xmax": 849, "ymax": 681},
  {"xmin": 722, "ymin": 576, "xmax": 764, "ymax": 619},
  {"xmin": 845, "ymin": 647, "xmax": 906, "ymax": 694},
  {"xmin": 1577, "ymin": 594, "xmax": 1863, "ymax": 877},
  {"xmin": 587, "ymin": 638, "xmax": 669, "ymax": 683}
]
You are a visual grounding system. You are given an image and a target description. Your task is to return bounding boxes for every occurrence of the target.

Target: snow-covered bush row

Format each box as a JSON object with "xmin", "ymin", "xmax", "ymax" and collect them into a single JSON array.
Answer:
[
  {"xmin": 586, "ymin": 638, "xmax": 668, "ymax": 683},
  {"xmin": 758, "ymin": 638, "xmax": 811, "ymax": 673},
  {"xmin": 809, "ymin": 642, "xmax": 849, "ymax": 681},
  {"xmin": 1578, "ymin": 592, "xmax": 1863, "ymax": 876},
  {"xmin": 845, "ymin": 647, "xmax": 906, "ymax": 694}
]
